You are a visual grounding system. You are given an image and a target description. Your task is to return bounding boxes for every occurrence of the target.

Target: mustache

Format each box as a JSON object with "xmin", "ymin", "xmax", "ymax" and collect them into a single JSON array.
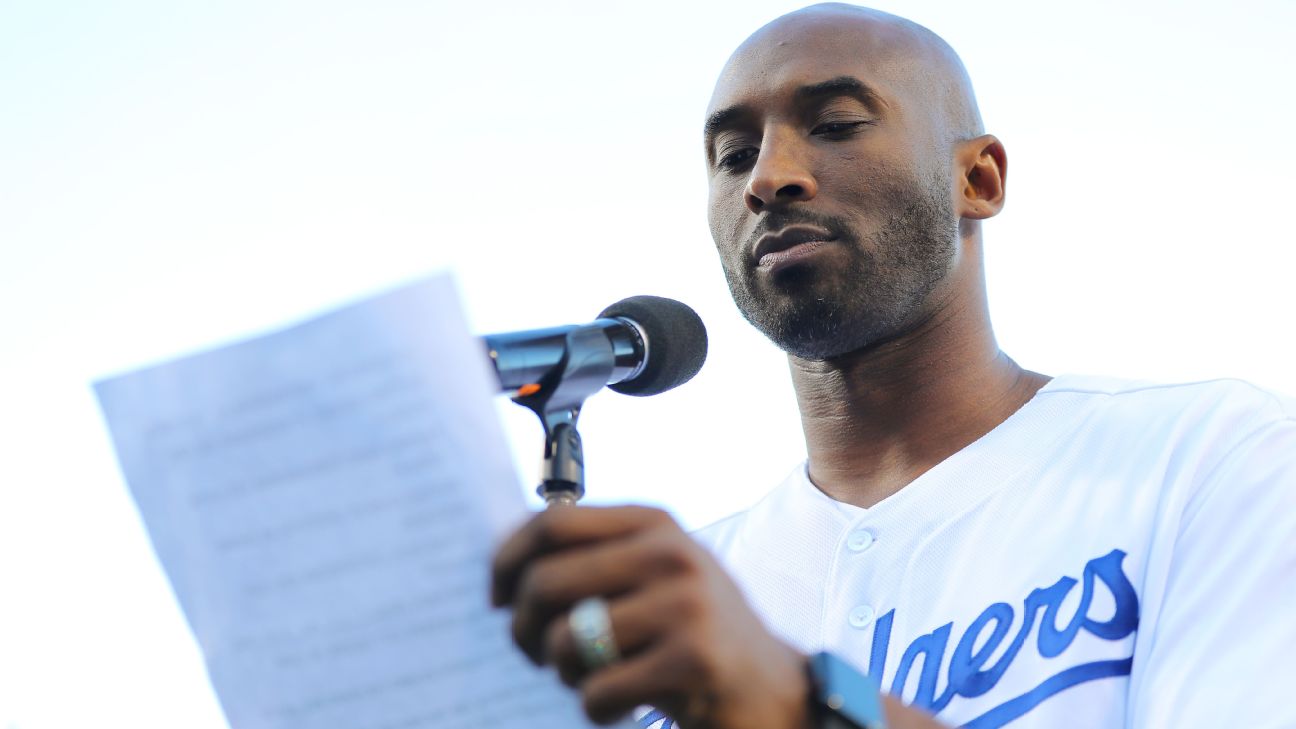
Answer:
[{"xmin": 745, "ymin": 210, "xmax": 856, "ymax": 256}]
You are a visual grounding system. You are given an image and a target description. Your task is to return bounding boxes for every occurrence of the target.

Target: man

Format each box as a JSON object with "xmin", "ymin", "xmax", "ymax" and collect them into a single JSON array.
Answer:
[{"xmin": 491, "ymin": 4, "xmax": 1296, "ymax": 728}]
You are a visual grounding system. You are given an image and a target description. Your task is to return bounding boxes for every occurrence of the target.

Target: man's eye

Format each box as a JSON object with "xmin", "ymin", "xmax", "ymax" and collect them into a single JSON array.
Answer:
[
  {"xmin": 811, "ymin": 120, "xmax": 873, "ymax": 136},
  {"xmin": 718, "ymin": 147, "xmax": 757, "ymax": 170}
]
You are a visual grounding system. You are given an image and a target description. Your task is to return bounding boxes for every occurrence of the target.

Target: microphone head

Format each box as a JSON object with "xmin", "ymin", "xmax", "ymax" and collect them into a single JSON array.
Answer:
[{"xmin": 598, "ymin": 295, "xmax": 708, "ymax": 397}]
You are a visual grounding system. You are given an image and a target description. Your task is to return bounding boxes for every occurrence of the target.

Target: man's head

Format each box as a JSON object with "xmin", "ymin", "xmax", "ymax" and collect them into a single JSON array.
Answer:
[{"xmin": 705, "ymin": 3, "xmax": 1005, "ymax": 360}]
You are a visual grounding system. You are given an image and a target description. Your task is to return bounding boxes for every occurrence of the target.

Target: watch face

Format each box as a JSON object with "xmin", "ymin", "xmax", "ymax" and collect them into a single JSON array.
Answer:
[{"xmin": 811, "ymin": 652, "xmax": 887, "ymax": 729}]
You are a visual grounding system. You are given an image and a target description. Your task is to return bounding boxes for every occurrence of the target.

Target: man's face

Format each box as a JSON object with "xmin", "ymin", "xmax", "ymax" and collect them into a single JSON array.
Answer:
[{"xmin": 705, "ymin": 17, "xmax": 960, "ymax": 360}]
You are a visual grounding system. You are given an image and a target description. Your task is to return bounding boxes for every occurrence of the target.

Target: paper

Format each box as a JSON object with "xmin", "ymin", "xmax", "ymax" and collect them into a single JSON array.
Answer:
[{"xmin": 96, "ymin": 274, "xmax": 628, "ymax": 729}]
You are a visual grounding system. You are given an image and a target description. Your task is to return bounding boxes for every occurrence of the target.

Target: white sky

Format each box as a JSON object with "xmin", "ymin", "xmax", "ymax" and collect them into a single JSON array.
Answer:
[{"xmin": 1, "ymin": 1, "xmax": 1293, "ymax": 727}]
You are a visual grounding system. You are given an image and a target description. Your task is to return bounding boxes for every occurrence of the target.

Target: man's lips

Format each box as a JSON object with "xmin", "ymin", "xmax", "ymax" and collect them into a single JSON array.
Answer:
[{"xmin": 752, "ymin": 226, "xmax": 838, "ymax": 269}]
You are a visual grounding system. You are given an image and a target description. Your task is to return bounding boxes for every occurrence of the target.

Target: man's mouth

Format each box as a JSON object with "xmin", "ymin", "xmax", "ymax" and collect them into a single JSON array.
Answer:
[{"xmin": 752, "ymin": 226, "xmax": 838, "ymax": 271}]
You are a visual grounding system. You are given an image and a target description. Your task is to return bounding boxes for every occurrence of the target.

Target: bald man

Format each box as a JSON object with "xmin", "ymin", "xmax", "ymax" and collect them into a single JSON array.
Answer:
[{"xmin": 492, "ymin": 5, "xmax": 1296, "ymax": 728}]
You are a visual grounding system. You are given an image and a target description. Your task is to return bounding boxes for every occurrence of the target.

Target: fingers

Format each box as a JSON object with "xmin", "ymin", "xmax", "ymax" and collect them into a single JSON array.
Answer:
[
  {"xmin": 566, "ymin": 578, "xmax": 812, "ymax": 729},
  {"xmin": 491, "ymin": 505, "xmax": 677, "ymax": 607},
  {"xmin": 545, "ymin": 575, "xmax": 701, "ymax": 688},
  {"xmin": 578, "ymin": 635, "xmax": 708, "ymax": 726},
  {"xmin": 508, "ymin": 523, "xmax": 698, "ymax": 663},
  {"xmin": 491, "ymin": 504, "xmax": 742, "ymax": 728}
]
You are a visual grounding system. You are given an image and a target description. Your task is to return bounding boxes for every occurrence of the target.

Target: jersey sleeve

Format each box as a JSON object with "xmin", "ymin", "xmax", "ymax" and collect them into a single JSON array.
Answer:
[{"xmin": 1127, "ymin": 415, "xmax": 1296, "ymax": 728}]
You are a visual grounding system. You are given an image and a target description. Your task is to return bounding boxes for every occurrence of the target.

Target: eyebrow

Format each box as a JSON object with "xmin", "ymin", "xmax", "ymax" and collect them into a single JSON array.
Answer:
[
  {"xmin": 703, "ymin": 105, "xmax": 748, "ymax": 142},
  {"xmin": 703, "ymin": 75, "xmax": 883, "ymax": 142},
  {"xmin": 794, "ymin": 75, "xmax": 881, "ymax": 105}
]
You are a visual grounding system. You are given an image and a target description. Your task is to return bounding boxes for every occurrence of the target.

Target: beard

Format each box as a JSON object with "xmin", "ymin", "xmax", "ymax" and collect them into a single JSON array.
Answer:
[{"xmin": 720, "ymin": 170, "xmax": 959, "ymax": 361}]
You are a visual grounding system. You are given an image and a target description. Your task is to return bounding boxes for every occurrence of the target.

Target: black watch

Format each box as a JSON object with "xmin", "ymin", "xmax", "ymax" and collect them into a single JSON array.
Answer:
[{"xmin": 806, "ymin": 651, "xmax": 887, "ymax": 729}]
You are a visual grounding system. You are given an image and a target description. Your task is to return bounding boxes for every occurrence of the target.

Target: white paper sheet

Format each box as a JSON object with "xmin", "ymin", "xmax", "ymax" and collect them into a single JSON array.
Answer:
[{"xmin": 96, "ymin": 274, "xmax": 628, "ymax": 729}]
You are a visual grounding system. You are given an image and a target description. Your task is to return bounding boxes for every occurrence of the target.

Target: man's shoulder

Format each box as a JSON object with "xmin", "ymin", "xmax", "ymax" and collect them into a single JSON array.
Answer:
[
  {"xmin": 1046, "ymin": 373, "xmax": 1292, "ymax": 404},
  {"xmin": 1043, "ymin": 373, "xmax": 1294, "ymax": 434},
  {"xmin": 1023, "ymin": 374, "xmax": 1296, "ymax": 525}
]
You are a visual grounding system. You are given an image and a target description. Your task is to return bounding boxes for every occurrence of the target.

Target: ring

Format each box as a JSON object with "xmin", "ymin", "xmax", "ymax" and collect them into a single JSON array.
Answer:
[{"xmin": 568, "ymin": 596, "xmax": 621, "ymax": 670}]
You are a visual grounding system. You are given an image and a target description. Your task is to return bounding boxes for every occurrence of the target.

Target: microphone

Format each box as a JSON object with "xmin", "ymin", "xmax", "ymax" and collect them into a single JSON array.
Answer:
[
  {"xmin": 486, "ymin": 296, "xmax": 707, "ymax": 505},
  {"xmin": 482, "ymin": 295, "xmax": 708, "ymax": 398}
]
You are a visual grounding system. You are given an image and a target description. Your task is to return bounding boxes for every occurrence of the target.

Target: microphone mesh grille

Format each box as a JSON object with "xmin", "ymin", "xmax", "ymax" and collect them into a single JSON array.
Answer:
[{"xmin": 598, "ymin": 296, "xmax": 708, "ymax": 396}]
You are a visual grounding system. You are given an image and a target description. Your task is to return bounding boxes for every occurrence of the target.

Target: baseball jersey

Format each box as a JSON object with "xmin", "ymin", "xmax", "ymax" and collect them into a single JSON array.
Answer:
[{"xmin": 639, "ymin": 375, "xmax": 1296, "ymax": 728}]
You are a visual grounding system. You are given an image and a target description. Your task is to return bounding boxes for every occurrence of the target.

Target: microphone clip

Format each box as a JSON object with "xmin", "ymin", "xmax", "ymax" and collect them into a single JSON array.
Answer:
[{"xmin": 509, "ymin": 325, "xmax": 616, "ymax": 506}]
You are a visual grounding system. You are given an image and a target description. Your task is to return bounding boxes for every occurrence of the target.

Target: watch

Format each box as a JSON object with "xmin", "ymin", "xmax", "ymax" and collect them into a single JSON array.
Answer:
[{"xmin": 806, "ymin": 651, "xmax": 888, "ymax": 729}]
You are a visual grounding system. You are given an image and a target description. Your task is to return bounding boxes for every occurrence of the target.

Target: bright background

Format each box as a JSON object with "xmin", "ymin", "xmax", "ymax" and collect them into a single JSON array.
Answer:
[{"xmin": 1, "ymin": 1, "xmax": 1293, "ymax": 727}]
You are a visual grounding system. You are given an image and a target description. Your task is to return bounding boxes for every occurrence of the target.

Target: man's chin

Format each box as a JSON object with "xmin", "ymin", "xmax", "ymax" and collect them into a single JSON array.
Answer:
[
  {"xmin": 769, "ymin": 328, "xmax": 873, "ymax": 361},
  {"xmin": 740, "ymin": 297, "xmax": 876, "ymax": 361}
]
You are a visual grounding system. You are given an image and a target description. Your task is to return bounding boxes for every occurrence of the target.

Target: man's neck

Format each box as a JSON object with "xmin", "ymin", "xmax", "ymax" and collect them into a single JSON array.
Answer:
[{"xmin": 790, "ymin": 295, "xmax": 1049, "ymax": 509}]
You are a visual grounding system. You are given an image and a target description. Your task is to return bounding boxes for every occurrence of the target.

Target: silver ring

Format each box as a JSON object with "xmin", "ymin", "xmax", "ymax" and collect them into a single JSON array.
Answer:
[{"xmin": 568, "ymin": 596, "xmax": 620, "ymax": 670}]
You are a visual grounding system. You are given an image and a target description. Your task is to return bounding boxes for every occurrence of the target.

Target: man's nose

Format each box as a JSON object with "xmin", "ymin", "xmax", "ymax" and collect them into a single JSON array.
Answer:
[{"xmin": 744, "ymin": 134, "xmax": 818, "ymax": 213}]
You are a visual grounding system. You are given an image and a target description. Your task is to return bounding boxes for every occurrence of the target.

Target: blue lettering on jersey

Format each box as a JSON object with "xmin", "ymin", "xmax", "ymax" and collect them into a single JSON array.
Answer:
[
  {"xmin": 875, "ymin": 548, "xmax": 1138, "ymax": 727},
  {"xmin": 638, "ymin": 549, "xmax": 1138, "ymax": 729}
]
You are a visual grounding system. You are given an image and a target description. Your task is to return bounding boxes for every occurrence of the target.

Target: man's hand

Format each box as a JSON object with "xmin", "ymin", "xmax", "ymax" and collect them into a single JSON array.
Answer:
[{"xmin": 490, "ymin": 505, "xmax": 813, "ymax": 729}]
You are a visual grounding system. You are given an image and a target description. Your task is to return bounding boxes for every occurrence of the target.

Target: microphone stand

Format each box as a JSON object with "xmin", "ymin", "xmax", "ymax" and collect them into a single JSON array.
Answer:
[{"xmin": 509, "ymin": 326, "xmax": 617, "ymax": 507}]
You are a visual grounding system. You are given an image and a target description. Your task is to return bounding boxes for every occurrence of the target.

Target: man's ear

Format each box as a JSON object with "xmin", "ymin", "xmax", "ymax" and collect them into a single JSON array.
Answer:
[{"xmin": 956, "ymin": 134, "xmax": 1006, "ymax": 220}]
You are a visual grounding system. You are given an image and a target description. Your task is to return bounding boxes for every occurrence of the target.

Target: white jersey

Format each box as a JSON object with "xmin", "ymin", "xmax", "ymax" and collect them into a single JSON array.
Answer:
[{"xmin": 667, "ymin": 375, "xmax": 1296, "ymax": 728}]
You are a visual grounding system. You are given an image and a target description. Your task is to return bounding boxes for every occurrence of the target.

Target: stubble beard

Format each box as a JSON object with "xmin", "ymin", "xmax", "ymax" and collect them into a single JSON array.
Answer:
[{"xmin": 722, "ymin": 173, "xmax": 959, "ymax": 361}]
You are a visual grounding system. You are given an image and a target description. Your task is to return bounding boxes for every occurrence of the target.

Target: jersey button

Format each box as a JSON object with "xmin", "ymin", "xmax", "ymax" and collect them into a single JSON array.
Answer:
[
  {"xmin": 846, "ymin": 529, "xmax": 875, "ymax": 552},
  {"xmin": 848, "ymin": 605, "xmax": 876, "ymax": 629}
]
